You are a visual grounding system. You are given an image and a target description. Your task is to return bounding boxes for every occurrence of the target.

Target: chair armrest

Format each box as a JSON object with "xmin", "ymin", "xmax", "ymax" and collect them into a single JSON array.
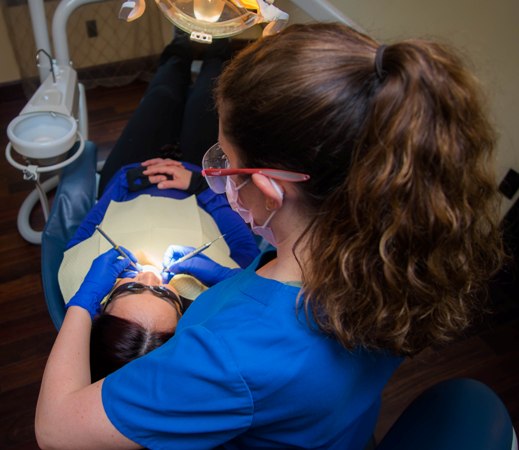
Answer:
[{"xmin": 376, "ymin": 378, "xmax": 515, "ymax": 450}]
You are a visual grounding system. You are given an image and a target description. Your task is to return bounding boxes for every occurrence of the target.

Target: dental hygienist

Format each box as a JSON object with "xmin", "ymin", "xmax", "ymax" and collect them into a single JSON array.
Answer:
[{"xmin": 36, "ymin": 23, "xmax": 503, "ymax": 449}]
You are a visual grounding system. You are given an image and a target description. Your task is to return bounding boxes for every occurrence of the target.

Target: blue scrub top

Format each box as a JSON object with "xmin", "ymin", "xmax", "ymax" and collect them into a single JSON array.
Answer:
[{"xmin": 102, "ymin": 252, "xmax": 402, "ymax": 449}]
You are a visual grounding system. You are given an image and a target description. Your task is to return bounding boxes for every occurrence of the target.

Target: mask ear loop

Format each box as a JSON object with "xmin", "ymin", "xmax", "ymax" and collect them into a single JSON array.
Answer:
[
  {"xmin": 236, "ymin": 178, "xmax": 251, "ymax": 190},
  {"xmin": 256, "ymin": 179, "xmax": 283, "ymax": 244},
  {"xmin": 261, "ymin": 209, "xmax": 277, "ymax": 227}
]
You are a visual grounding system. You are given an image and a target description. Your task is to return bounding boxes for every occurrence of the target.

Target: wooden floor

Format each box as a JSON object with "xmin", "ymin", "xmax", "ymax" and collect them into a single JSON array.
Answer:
[{"xmin": 0, "ymin": 80, "xmax": 518, "ymax": 449}]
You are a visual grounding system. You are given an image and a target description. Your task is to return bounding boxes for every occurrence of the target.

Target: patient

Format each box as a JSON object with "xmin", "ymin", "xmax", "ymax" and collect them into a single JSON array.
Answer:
[
  {"xmin": 63, "ymin": 30, "xmax": 259, "ymax": 380},
  {"xmin": 90, "ymin": 268, "xmax": 184, "ymax": 382}
]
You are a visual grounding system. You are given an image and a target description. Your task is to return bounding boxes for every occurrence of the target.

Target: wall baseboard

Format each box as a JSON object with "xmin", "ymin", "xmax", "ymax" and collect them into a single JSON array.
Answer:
[
  {"xmin": 0, "ymin": 56, "xmax": 159, "ymax": 103},
  {"xmin": 0, "ymin": 41, "xmax": 252, "ymax": 102}
]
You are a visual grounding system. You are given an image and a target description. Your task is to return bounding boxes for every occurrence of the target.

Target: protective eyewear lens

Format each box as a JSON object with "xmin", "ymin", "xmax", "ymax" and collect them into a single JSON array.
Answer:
[
  {"xmin": 202, "ymin": 143, "xmax": 229, "ymax": 194},
  {"xmin": 104, "ymin": 282, "xmax": 183, "ymax": 313}
]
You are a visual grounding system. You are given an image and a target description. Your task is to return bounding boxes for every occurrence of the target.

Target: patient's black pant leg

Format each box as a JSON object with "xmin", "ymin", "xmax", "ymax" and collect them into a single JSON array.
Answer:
[
  {"xmin": 98, "ymin": 55, "xmax": 191, "ymax": 195},
  {"xmin": 179, "ymin": 56, "xmax": 228, "ymax": 167}
]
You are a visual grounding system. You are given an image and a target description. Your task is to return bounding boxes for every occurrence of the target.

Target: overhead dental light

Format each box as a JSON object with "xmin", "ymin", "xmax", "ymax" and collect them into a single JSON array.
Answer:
[{"xmin": 120, "ymin": 0, "xmax": 289, "ymax": 43}]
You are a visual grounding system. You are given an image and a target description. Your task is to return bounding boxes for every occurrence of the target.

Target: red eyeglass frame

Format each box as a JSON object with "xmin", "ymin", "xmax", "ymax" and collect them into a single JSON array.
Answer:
[{"xmin": 202, "ymin": 168, "xmax": 310, "ymax": 182}]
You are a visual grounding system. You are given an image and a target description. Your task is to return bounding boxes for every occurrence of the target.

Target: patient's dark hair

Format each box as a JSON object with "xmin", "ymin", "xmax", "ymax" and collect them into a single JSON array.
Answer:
[{"xmin": 90, "ymin": 314, "xmax": 173, "ymax": 382}]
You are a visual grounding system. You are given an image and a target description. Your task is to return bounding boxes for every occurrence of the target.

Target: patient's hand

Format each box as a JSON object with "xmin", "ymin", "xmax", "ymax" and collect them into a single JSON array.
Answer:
[{"xmin": 141, "ymin": 158, "xmax": 192, "ymax": 190}]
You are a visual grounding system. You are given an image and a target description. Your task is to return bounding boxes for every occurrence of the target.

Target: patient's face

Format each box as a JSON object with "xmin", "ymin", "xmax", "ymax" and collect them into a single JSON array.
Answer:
[{"xmin": 104, "ymin": 269, "xmax": 180, "ymax": 333}]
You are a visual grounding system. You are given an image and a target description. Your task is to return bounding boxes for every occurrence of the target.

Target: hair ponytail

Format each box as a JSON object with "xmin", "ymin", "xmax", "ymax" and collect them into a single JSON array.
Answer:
[{"xmin": 306, "ymin": 39, "xmax": 502, "ymax": 355}]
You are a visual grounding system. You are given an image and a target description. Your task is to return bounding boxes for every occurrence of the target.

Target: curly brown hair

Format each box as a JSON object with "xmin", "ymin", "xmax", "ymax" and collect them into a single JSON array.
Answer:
[{"xmin": 216, "ymin": 23, "xmax": 503, "ymax": 356}]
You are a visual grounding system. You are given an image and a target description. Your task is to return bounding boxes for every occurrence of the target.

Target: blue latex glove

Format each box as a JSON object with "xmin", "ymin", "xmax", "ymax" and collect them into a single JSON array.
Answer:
[
  {"xmin": 66, "ymin": 248, "xmax": 137, "ymax": 319},
  {"xmin": 162, "ymin": 245, "xmax": 241, "ymax": 286}
]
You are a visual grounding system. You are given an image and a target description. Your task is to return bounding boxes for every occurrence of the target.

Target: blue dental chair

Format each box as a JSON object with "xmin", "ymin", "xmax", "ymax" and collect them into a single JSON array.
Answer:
[
  {"xmin": 40, "ymin": 143, "xmax": 516, "ymax": 449},
  {"xmin": 41, "ymin": 140, "xmax": 98, "ymax": 330},
  {"xmin": 375, "ymin": 378, "xmax": 517, "ymax": 450}
]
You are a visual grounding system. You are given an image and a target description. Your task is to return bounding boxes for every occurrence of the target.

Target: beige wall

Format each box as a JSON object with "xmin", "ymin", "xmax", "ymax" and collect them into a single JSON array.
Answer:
[
  {"xmin": 2, "ymin": 0, "xmax": 517, "ymax": 212},
  {"xmin": 279, "ymin": 0, "xmax": 519, "ymax": 214},
  {"xmin": 338, "ymin": 0, "xmax": 519, "ymax": 214},
  {"xmin": 2, "ymin": 0, "xmax": 167, "ymax": 78},
  {"xmin": 0, "ymin": 6, "xmax": 21, "ymax": 82}
]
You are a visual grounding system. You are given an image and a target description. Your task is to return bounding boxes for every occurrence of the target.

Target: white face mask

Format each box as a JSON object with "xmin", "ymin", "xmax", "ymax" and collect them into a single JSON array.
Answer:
[{"xmin": 225, "ymin": 176, "xmax": 283, "ymax": 247}]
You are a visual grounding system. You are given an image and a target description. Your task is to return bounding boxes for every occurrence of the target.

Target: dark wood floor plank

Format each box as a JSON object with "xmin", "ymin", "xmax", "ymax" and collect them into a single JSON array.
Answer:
[
  {"xmin": 0, "ymin": 412, "xmax": 40, "ymax": 450},
  {"xmin": 1, "ymin": 269, "xmax": 41, "ymax": 294},
  {"xmin": 0, "ymin": 310, "xmax": 55, "ymax": 344},
  {"xmin": 1, "ymin": 354, "xmax": 51, "ymax": 394},
  {"xmin": 0, "ymin": 330, "xmax": 55, "ymax": 367}
]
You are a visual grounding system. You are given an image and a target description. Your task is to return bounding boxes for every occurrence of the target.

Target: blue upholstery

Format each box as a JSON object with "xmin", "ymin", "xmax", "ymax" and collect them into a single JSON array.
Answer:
[
  {"xmin": 41, "ymin": 141, "xmax": 98, "ymax": 330},
  {"xmin": 376, "ymin": 378, "xmax": 516, "ymax": 450}
]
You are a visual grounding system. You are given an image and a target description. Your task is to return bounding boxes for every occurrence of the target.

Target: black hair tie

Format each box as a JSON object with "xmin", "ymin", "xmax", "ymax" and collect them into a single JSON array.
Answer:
[{"xmin": 375, "ymin": 45, "xmax": 387, "ymax": 80}]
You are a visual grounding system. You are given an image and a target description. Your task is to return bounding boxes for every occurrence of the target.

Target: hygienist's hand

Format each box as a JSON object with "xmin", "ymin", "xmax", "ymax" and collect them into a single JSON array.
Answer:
[
  {"xmin": 162, "ymin": 245, "xmax": 241, "ymax": 287},
  {"xmin": 141, "ymin": 158, "xmax": 192, "ymax": 190},
  {"xmin": 66, "ymin": 248, "xmax": 137, "ymax": 319}
]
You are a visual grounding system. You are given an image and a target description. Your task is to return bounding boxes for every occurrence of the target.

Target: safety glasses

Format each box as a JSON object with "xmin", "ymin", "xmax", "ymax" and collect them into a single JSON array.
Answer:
[
  {"xmin": 103, "ymin": 282, "xmax": 184, "ymax": 313},
  {"xmin": 201, "ymin": 143, "xmax": 310, "ymax": 194}
]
